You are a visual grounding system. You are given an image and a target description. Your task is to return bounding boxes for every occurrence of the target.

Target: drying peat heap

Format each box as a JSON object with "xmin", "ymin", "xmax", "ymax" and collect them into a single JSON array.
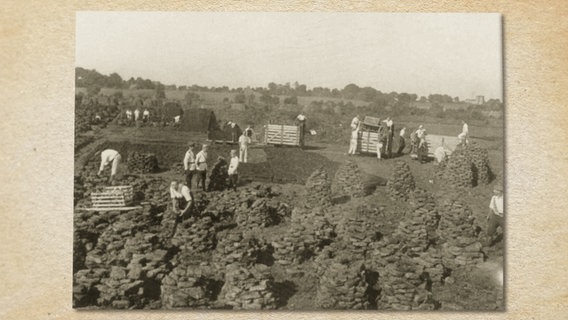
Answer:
[
  {"xmin": 303, "ymin": 167, "xmax": 332, "ymax": 208},
  {"xmin": 386, "ymin": 160, "xmax": 416, "ymax": 201},
  {"xmin": 127, "ymin": 152, "xmax": 159, "ymax": 174},
  {"xmin": 439, "ymin": 143, "xmax": 492, "ymax": 189},
  {"xmin": 74, "ymin": 154, "xmax": 492, "ymax": 310},
  {"xmin": 332, "ymin": 160, "xmax": 366, "ymax": 199}
]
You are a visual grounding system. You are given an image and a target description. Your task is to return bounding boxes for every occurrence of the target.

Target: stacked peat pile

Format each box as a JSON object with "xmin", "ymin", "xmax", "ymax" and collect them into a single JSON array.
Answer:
[
  {"xmin": 314, "ymin": 259, "xmax": 370, "ymax": 309},
  {"xmin": 409, "ymin": 189, "xmax": 440, "ymax": 237},
  {"xmin": 271, "ymin": 207, "xmax": 336, "ymax": 266},
  {"xmin": 235, "ymin": 197, "xmax": 279, "ymax": 230},
  {"xmin": 75, "ymin": 208, "xmax": 173, "ymax": 309},
  {"xmin": 386, "ymin": 160, "xmax": 415, "ymax": 201},
  {"xmin": 212, "ymin": 230, "xmax": 269, "ymax": 272},
  {"xmin": 337, "ymin": 214, "xmax": 380, "ymax": 259},
  {"xmin": 464, "ymin": 144, "xmax": 492, "ymax": 185},
  {"xmin": 160, "ymin": 258, "xmax": 216, "ymax": 309},
  {"xmin": 207, "ymin": 157, "xmax": 228, "ymax": 192},
  {"xmin": 171, "ymin": 216, "xmax": 216, "ymax": 253},
  {"xmin": 218, "ymin": 263, "xmax": 277, "ymax": 309},
  {"xmin": 437, "ymin": 199, "xmax": 483, "ymax": 267},
  {"xmin": 377, "ymin": 258, "xmax": 436, "ymax": 311},
  {"xmin": 434, "ymin": 158, "xmax": 448, "ymax": 181},
  {"xmin": 127, "ymin": 152, "xmax": 159, "ymax": 174},
  {"xmin": 304, "ymin": 168, "xmax": 332, "ymax": 208},
  {"xmin": 442, "ymin": 148, "xmax": 473, "ymax": 190},
  {"xmin": 332, "ymin": 160, "xmax": 366, "ymax": 199}
]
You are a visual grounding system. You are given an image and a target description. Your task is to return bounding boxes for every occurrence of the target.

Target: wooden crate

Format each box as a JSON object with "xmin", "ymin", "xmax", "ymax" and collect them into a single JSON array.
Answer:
[
  {"xmin": 264, "ymin": 124, "xmax": 300, "ymax": 146},
  {"xmin": 425, "ymin": 134, "xmax": 461, "ymax": 156},
  {"xmin": 359, "ymin": 130, "xmax": 380, "ymax": 154},
  {"xmin": 91, "ymin": 185, "xmax": 133, "ymax": 208}
]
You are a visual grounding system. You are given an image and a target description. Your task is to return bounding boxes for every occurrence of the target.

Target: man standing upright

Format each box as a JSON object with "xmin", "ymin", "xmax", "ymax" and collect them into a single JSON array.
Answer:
[
  {"xmin": 397, "ymin": 127, "xmax": 406, "ymax": 155},
  {"xmin": 227, "ymin": 149, "xmax": 240, "ymax": 191},
  {"xmin": 382, "ymin": 117, "xmax": 394, "ymax": 158},
  {"xmin": 458, "ymin": 120, "xmax": 469, "ymax": 145},
  {"xmin": 238, "ymin": 132, "xmax": 250, "ymax": 163},
  {"xmin": 195, "ymin": 144, "xmax": 209, "ymax": 191},
  {"xmin": 296, "ymin": 112, "xmax": 307, "ymax": 147},
  {"xmin": 350, "ymin": 114, "xmax": 361, "ymax": 131},
  {"xmin": 183, "ymin": 143, "xmax": 196, "ymax": 188}
]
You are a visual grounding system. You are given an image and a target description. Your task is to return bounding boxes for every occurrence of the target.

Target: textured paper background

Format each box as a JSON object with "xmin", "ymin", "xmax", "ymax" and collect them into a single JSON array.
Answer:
[{"xmin": 1, "ymin": 1, "xmax": 567, "ymax": 319}]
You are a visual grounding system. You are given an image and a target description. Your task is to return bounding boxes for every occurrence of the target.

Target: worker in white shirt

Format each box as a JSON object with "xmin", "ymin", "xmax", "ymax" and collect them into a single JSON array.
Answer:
[
  {"xmin": 485, "ymin": 184, "xmax": 504, "ymax": 246},
  {"xmin": 183, "ymin": 143, "xmax": 196, "ymax": 188},
  {"xmin": 375, "ymin": 128, "xmax": 385, "ymax": 160},
  {"xmin": 296, "ymin": 113, "xmax": 307, "ymax": 147},
  {"xmin": 170, "ymin": 180, "xmax": 193, "ymax": 217},
  {"xmin": 134, "ymin": 108, "xmax": 140, "ymax": 122},
  {"xmin": 125, "ymin": 109, "xmax": 133, "ymax": 125},
  {"xmin": 97, "ymin": 149, "xmax": 122, "ymax": 182},
  {"xmin": 143, "ymin": 109, "xmax": 150, "ymax": 122},
  {"xmin": 348, "ymin": 122, "xmax": 360, "ymax": 155},
  {"xmin": 458, "ymin": 120, "xmax": 469, "ymax": 145},
  {"xmin": 350, "ymin": 115, "xmax": 361, "ymax": 130},
  {"xmin": 397, "ymin": 127, "xmax": 406, "ymax": 155},
  {"xmin": 195, "ymin": 144, "xmax": 208, "ymax": 191},
  {"xmin": 227, "ymin": 149, "xmax": 240, "ymax": 191},
  {"xmin": 238, "ymin": 132, "xmax": 250, "ymax": 163},
  {"xmin": 382, "ymin": 117, "xmax": 394, "ymax": 158}
]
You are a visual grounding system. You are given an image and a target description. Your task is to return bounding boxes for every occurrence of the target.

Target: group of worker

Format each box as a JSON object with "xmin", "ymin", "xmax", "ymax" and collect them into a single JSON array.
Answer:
[
  {"xmin": 348, "ymin": 114, "xmax": 413, "ymax": 160},
  {"xmin": 125, "ymin": 108, "xmax": 151, "ymax": 124},
  {"xmin": 224, "ymin": 121, "xmax": 255, "ymax": 163}
]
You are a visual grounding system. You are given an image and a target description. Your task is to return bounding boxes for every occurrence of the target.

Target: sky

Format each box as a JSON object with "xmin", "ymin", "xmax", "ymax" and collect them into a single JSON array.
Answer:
[{"xmin": 76, "ymin": 12, "xmax": 503, "ymax": 100}]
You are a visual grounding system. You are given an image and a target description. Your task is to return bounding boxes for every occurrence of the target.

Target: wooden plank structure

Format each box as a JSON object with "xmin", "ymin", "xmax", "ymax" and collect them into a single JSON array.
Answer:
[
  {"xmin": 91, "ymin": 185, "xmax": 134, "ymax": 209},
  {"xmin": 264, "ymin": 124, "xmax": 301, "ymax": 146},
  {"xmin": 359, "ymin": 116, "xmax": 383, "ymax": 154},
  {"xmin": 425, "ymin": 134, "xmax": 461, "ymax": 156},
  {"xmin": 359, "ymin": 131, "xmax": 380, "ymax": 154}
]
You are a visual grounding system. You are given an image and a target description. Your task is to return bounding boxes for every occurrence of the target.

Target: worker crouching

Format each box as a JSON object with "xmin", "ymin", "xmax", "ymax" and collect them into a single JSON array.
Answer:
[
  {"xmin": 97, "ymin": 149, "xmax": 122, "ymax": 183},
  {"xmin": 170, "ymin": 180, "xmax": 193, "ymax": 218}
]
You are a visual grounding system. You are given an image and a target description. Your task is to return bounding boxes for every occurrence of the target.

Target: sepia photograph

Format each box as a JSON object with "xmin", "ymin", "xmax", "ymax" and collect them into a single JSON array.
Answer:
[{"xmin": 73, "ymin": 12, "xmax": 504, "ymax": 310}]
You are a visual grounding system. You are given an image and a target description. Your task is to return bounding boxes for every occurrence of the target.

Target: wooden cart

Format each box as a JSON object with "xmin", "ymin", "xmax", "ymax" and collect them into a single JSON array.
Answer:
[{"xmin": 264, "ymin": 124, "xmax": 302, "ymax": 147}]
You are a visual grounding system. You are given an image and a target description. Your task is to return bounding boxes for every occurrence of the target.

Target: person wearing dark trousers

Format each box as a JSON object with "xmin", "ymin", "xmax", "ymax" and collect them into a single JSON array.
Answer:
[
  {"xmin": 183, "ymin": 143, "xmax": 196, "ymax": 188},
  {"xmin": 195, "ymin": 144, "xmax": 208, "ymax": 191},
  {"xmin": 397, "ymin": 127, "xmax": 406, "ymax": 155},
  {"xmin": 227, "ymin": 149, "xmax": 239, "ymax": 191}
]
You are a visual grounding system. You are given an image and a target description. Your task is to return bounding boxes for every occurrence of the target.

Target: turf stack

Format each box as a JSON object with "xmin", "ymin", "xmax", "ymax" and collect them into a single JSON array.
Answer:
[
  {"xmin": 160, "ymin": 258, "xmax": 215, "ymax": 309},
  {"xmin": 304, "ymin": 168, "xmax": 332, "ymax": 208},
  {"xmin": 409, "ymin": 189, "xmax": 441, "ymax": 237},
  {"xmin": 332, "ymin": 160, "xmax": 366, "ymax": 199},
  {"xmin": 315, "ymin": 260, "xmax": 370, "ymax": 309},
  {"xmin": 465, "ymin": 144, "xmax": 492, "ymax": 185},
  {"xmin": 127, "ymin": 152, "xmax": 159, "ymax": 174},
  {"xmin": 218, "ymin": 263, "xmax": 277, "ymax": 310},
  {"xmin": 212, "ymin": 230, "xmax": 268, "ymax": 272},
  {"xmin": 386, "ymin": 160, "xmax": 416, "ymax": 201},
  {"xmin": 207, "ymin": 157, "xmax": 229, "ymax": 191},
  {"xmin": 377, "ymin": 258, "xmax": 436, "ymax": 311},
  {"xmin": 235, "ymin": 197, "xmax": 279, "ymax": 230},
  {"xmin": 171, "ymin": 216, "xmax": 216, "ymax": 253},
  {"xmin": 437, "ymin": 199, "xmax": 483, "ymax": 267},
  {"xmin": 442, "ymin": 149, "xmax": 473, "ymax": 190}
]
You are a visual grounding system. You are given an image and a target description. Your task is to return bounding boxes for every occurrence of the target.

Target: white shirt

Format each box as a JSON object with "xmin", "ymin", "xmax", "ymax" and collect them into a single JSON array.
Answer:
[
  {"xmin": 417, "ymin": 128, "xmax": 426, "ymax": 139},
  {"xmin": 228, "ymin": 156, "xmax": 239, "ymax": 175},
  {"xmin": 462, "ymin": 123, "xmax": 469, "ymax": 135},
  {"xmin": 351, "ymin": 129, "xmax": 359, "ymax": 140},
  {"xmin": 490, "ymin": 195, "xmax": 504, "ymax": 217},
  {"xmin": 183, "ymin": 150, "xmax": 196, "ymax": 171},
  {"xmin": 134, "ymin": 109, "xmax": 140, "ymax": 116},
  {"xmin": 383, "ymin": 119, "xmax": 393, "ymax": 127},
  {"xmin": 297, "ymin": 114, "xmax": 306, "ymax": 121},
  {"xmin": 350, "ymin": 117, "xmax": 360, "ymax": 130},
  {"xmin": 143, "ymin": 110, "xmax": 150, "ymax": 116},
  {"xmin": 174, "ymin": 115, "xmax": 180, "ymax": 123},
  {"xmin": 239, "ymin": 135, "xmax": 249, "ymax": 146},
  {"xmin": 100, "ymin": 149, "xmax": 119, "ymax": 171},
  {"xmin": 171, "ymin": 185, "xmax": 192, "ymax": 201},
  {"xmin": 195, "ymin": 150, "xmax": 208, "ymax": 171},
  {"xmin": 400, "ymin": 128, "xmax": 406, "ymax": 137}
]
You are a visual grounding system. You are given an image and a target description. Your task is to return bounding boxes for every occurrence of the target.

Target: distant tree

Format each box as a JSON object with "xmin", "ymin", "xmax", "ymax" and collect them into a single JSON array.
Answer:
[
  {"xmin": 234, "ymin": 93, "xmax": 246, "ymax": 104},
  {"xmin": 342, "ymin": 83, "xmax": 360, "ymax": 100},
  {"xmin": 178, "ymin": 85, "xmax": 187, "ymax": 90},
  {"xmin": 283, "ymin": 96, "xmax": 298, "ymax": 105},
  {"xmin": 87, "ymin": 85, "xmax": 101, "ymax": 96}
]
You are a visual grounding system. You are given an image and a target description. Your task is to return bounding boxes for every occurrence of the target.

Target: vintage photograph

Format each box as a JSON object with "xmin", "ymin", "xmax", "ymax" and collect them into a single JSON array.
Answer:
[{"xmin": 73, "ymin": 12, "xmax": 504, "ymax": 310}]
